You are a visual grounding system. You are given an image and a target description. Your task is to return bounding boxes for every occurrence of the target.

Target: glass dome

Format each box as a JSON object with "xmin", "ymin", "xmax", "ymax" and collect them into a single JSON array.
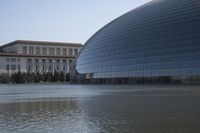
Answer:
[{"xmin": 71, "ymin": 0, "xmax": 200, "ymax": 84}]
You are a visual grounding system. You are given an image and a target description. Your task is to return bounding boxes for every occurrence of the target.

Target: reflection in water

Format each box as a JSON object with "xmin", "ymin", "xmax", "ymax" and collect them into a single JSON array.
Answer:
[
  {"xmin": 0, "ymin": 98, "xmax": 101, "ymax": 133},
  {"xmin": 0, "ymin": 85, "xmax": 200, "ymax": 133}
]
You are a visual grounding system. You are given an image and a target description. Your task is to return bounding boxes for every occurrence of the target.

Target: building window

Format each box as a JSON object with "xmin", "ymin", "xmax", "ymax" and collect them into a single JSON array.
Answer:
[
  {"xmin": 28, "ymin": 65, "xmax": 31, "ymax": 72},
  {"xmin": 49, "ymin": 48, "xmax": 55, "ymax": 55},
  {"xmin": 35, "ymin": 59, "xmax": 39, "ymax": 63},
  {"xmin": 6, "ymin": 58, "xmax": 10, "ymax": 62},
  {"xmin": 11, "ymin": 65, "xmax": 16, "ymax": 70},
  {"xmin": 11, "ymin": 58, "xmax": 16, "ymax": 62},
  {"xmin": 17, "ymin": 65, "xmax": 20, "ymax": 71},
  {"xmin": 42, "ymin": 48, "xmax": 47, "ymax": 55},
  {"xmin": 69, "ymin": 59, "xmax": 73, "ymax": 63},
  {"xmin": 27, "ymin": 59, "xmax": 32, "ymax": 63},
  {"xmin": 43, "ymin": 65, "xmax": 45, "ymax": 71},
  {"xmin": 29, "ymin": 47, "xmax": 34, "ymax": 54},
  {"xmin": 49, "ymin": 66, "xmax": 51, "ymax": 71},
  {"xmin": 49, "ymin": 59, "xmax": 52, "ymax": 63},
  {"xmin": 57, "ymin": 59, "xmax": 60, "ymax": 63},
  {"xmin": 17, "ymin": 58, "xmax": 21, "ymax": 62},
  {"xmin": 6, "ymin": 65, "xmax": 9, "ymax": 71},
  {"xmin": 68, "ymin": 49, "xmax": 73, "ymax": 55},
  {"xmin": 63, "ymin": 59, "xmax": 66, "ymax": 63},
  {"xmin": 56, "ymin": 48, "xmax": 61, "ymax": 55},
  {"xmin": 63, "ymin": 65, "xmax": 65, "ymax": 71},
  {"xmin": 74, "ymin": 49, "xmax": 78, "ymax": 55},
  {"xmin": 63, "ymin": 48, "xmax": 67, "ymax": 55},
  {"xmin": 22, "ymin": 47, "xmax": 27, "ymax": 54},
  {"xmin": 36, "ymin": 47, "xmax": 41, "ymax": 55},
  {"xmin": 42, "ymin": 59, "xmax": 46, "ymax": 63}
]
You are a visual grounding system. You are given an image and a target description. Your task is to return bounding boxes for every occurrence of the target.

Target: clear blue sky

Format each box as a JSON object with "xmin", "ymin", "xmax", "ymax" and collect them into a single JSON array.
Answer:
[{"xmin": 0, "ymin": 0, "xmax": 151, "ymax": 45}]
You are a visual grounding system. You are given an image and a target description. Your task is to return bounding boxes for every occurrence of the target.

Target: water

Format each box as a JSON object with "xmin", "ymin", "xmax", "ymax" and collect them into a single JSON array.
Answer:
[{"xmin": 0, "ymin": 84, "xmax": 200, "ymax": 133}]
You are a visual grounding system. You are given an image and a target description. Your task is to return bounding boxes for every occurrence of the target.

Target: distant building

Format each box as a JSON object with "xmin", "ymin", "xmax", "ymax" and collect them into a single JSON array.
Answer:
[{"xmin": 0, "ymin": 40, "xmax": 82, "ymax": 76}]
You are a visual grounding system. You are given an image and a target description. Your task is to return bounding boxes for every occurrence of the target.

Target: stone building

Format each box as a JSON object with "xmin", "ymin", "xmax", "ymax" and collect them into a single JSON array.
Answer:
[{"xmin": 0, "ymin": 40, "xmax": 82, "ymax": 76}]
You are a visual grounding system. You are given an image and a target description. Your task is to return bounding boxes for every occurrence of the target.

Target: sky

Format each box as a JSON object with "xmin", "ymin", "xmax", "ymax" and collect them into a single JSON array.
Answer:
[{"xmin": 0, "ymin": 0, "xmax": 151, "ymax": 45}]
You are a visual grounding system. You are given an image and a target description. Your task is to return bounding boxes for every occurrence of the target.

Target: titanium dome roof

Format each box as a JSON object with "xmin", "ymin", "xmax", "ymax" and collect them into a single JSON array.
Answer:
[{"xmin": 72, "ymin": 0, "xmax": 200, "ymax": 84}]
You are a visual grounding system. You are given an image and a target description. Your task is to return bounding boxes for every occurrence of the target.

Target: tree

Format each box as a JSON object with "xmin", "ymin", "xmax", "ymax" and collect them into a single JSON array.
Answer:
[
  {"xmin": 66, "ymin": 73, "xmax": 70, "ymax": 82},
  {"xmin": 59, "ymin": 71, "xmax": 65, "ymax": 82},
  {"xmin": 11, "ymin": 71, "xmax": 27, "ymax": 83},
  {"xmin": 27, "ymin": 73, "xmax": 35, "ymax": 83},
  {"xmin": 20, "ymin": 72, "xmax": 27, "ymax": 83},
  {"xmin": 40, "ymin": 73, "xmax": 46, "ymax": 82},
  {"xmin": 0, "ymin": 73, "xmax": 10, "ymax": 84},
  {"xmin": 45, "ymin": 72, "xmax": 54, "ymax": 82},
  {"xmin": 53, "ymin": 71, "xmax": 59, "ymax": 82},
  {"xmin": 34, "ymin": 72, "xmax": 41, "ymax": 83}
]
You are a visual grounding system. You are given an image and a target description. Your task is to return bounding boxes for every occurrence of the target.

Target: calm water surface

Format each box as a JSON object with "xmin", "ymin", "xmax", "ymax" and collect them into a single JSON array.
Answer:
[{"xmin": 0, "ymin": 84, "xmax": 200, "ymax": 133}]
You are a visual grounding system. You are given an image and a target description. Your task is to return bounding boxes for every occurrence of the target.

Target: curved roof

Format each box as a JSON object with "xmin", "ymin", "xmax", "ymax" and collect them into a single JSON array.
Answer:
[{"xmin": 74, "ymin": 0, "xmax": 200, "ymax": 80}]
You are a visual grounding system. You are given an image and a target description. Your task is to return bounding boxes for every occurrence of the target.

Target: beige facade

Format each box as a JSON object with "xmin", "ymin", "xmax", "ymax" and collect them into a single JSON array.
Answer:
[{"xmin": 0, "ymin": 40, "xmax": 82, "ymax": 75}]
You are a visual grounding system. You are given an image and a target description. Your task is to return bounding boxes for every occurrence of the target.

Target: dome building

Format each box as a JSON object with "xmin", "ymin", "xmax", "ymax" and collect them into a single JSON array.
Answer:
[{"xmin": 71, "ymin": 0, "xmax": 200, "ymax": 84}]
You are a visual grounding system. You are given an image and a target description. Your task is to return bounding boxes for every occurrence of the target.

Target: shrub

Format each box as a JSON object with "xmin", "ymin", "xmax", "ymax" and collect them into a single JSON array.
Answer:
[
  {"xmin": 59, "ymin": 71, "xmax": 65, "ymax": 82},
  {"xmin": 0, "ymin": 73, "xmax": 10, "ymax": 84},
  {"xmin": 11, "ymin": 71, "xmax": 27, "ymax": 83}
]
